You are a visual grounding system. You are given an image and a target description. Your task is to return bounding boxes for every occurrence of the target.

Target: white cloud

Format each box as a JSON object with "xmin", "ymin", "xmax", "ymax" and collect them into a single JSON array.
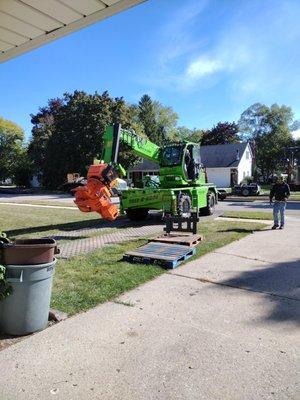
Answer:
[
  {"xmin": 292, "ymin": 129, "xmax": 300, "ymax": 140},
  {"xmin": 186, "ymin": 57, "xmax": 223, "ymax": 79},
  {"xmin": 179, "ymin": 40, "xmax": 251, "ymax": 90},
  {"xmin": 139, "ymin": 0, "xmax": 300, "ymax": 112}
]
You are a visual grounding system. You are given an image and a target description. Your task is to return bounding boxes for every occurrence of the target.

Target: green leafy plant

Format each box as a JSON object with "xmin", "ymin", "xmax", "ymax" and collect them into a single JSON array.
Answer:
[
  {"xmin": 0, "ymin": 231, "xmax": 10, "ymax": 244},
  {"xmin": 0, "ymin": 231, "xmax": 12, "ymax": 300},
  {"xmin": 0, "ymin": 265, "xmax": 12, "ymax": 301}
]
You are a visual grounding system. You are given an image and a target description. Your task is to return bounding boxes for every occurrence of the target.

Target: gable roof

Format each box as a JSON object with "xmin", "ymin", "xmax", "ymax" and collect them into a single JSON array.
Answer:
[{"xmin": 200, "ymin": 142, "xmax": 249, "ymax": 168}]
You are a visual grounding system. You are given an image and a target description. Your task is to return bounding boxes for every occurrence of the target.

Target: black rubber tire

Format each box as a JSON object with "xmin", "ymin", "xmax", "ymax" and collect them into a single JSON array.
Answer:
[
  {"xmin": 201, "ymin": 191, "xmax": 216, "ymax": 216},
  {"xmin": 126, "ymin": 208, "xmax": 149, "ymax": 221},
  {"xmin": 242, "ymin": 188, "xmax": 250, "ymax": 196},
  {"xmin": 177, "ymin": 194, "xmax": 192, "ymax": 217},
  {"xmin": 218, "ymin": 192, "xmax": 226, "ymax": 201}
]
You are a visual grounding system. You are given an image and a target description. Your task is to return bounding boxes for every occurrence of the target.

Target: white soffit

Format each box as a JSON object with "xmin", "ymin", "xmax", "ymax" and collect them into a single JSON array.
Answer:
[{"xmin": 0, "ymin": 0, "xmax": 145, "ymax": 63}]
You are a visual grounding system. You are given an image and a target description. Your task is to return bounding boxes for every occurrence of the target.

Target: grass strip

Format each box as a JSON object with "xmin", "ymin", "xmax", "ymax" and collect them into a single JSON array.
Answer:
[{"xmin": 220, "ymin": 211, "xmax": 273, "ymax": 220}]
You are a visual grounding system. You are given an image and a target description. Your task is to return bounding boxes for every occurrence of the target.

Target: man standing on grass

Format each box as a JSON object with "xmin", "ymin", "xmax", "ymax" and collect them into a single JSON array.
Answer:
[{"xmin": 269, "ymin": 176, "xmax": 290, "ymax": 229}]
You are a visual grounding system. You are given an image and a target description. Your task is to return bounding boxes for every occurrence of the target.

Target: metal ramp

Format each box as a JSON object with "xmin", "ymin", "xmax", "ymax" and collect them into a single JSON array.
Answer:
[{"xmin": 123, "ymin": 242, "xmax": 196, "ymax": 269}]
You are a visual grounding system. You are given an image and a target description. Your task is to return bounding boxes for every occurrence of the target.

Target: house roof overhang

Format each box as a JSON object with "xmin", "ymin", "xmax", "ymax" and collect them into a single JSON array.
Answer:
[{"xmin": 0, "ymin": 0, "xmax": 145, "ymax": 63}]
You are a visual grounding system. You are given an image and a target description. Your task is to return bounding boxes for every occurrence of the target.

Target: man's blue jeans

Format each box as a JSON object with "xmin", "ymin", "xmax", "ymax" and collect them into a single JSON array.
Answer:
[{"xmin": 273, "ymin": 201, "xmax": 286, "ymax": 226}]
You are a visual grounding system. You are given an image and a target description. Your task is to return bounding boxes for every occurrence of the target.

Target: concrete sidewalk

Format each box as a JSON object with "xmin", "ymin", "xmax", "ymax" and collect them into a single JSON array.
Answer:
[{"xmin": 0, "ymin": 219, "xmax": 299, "ymax": 400}]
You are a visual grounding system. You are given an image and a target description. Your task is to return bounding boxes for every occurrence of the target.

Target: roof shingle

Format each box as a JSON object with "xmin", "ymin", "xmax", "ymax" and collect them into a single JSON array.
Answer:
[{"xmin": 200, "ymin": 143, "xmax": 248, "ymax": 168}]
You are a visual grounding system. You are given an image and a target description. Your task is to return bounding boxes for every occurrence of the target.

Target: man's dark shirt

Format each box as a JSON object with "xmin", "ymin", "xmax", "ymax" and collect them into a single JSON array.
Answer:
[{"xmin": 270, "ymin": 182, "xmax": 290, "ymax": 201}]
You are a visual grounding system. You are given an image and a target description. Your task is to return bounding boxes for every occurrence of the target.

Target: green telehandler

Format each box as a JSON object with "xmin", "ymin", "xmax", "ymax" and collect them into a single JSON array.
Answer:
[{"xmin": 74, "ymin": 124, "xmax": 217, "ymax": 221}]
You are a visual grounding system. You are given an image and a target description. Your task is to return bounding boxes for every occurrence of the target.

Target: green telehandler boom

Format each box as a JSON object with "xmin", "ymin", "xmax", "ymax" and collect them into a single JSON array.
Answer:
[{"xmin": 74, "ymin": 124, "xmax": 217, "ymax": 221}]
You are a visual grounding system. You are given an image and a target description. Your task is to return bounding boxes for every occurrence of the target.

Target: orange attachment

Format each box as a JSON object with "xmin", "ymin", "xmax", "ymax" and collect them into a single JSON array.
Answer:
[{"xmin": 73, "ymin": 164, "xmax": 119, "ymax": 221}]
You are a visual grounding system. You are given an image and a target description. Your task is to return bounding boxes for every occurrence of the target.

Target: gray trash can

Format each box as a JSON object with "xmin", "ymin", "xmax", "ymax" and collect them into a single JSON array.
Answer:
[{"xmin": 0, "ymin": 259, "xmax": 57, "ymax": 336}]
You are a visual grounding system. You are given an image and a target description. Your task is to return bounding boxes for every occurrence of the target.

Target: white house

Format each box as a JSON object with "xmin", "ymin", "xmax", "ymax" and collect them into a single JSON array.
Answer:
[
  {"xmin": 200, "ymin": 142, "xmax": 253, "ymax": 187},
  {"xmin": 128, "ymin": 159, "xmax": 159, "ymax": 186},
  {"xmin": 128, "ymin": 142, "xmax": 253, "ymax": 188}
]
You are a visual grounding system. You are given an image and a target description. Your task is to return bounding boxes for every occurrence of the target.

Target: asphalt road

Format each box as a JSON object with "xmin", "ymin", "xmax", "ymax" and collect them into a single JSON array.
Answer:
[{"xmin": 217, "ymin": 199, "xmax": 300, "ymax": 219}]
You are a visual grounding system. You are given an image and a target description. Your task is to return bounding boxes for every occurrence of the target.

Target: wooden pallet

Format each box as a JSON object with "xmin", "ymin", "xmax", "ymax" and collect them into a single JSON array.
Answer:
[
  {"xmin": 150, "ymin": 234, "xmax": 203, "ymax": 247},
  {"xmin": 123, "ymin": 242, "xmax": 196, "ymax": 269}
]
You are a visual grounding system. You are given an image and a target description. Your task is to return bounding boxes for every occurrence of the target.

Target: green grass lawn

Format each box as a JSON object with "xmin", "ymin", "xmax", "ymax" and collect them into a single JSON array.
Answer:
[
  {"xmin": 0, "ymin": 204, "xmax": 109, "ymax": 240},
  {"xmin": 220, "ymin": 211, "xmax": 273, "ymax": 220},
  {"xmin": 290, "ymin": 193, "xmax": 300, "ymax": 201},
  {"xmin": 51, "ymin": 219, "xmax": 267, "ymax": 315}
]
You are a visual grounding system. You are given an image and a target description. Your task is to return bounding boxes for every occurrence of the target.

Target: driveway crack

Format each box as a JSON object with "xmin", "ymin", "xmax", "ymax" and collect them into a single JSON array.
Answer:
[
  {"xmin": 168, "ymin": 272, "xmax": 300, "ymax": 302},
  {"xmin": 213, "ymin": 251, "xmax": 270, "ymax": 263}
]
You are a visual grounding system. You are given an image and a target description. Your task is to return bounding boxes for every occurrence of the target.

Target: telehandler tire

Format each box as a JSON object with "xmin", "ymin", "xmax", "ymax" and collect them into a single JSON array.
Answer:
[
  {"xmin": 201, "ymin": 191, "xmax": 216, "ymax": 216},
  {"xmin": 177, "ymin": 193, "xmax": 192, "ymax": 217}
]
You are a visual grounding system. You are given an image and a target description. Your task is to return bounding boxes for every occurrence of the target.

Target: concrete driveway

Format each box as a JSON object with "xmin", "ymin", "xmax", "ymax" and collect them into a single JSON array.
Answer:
[{"xmin": 0, "ymin": 206, "xmax": 299, "ymax": 399}]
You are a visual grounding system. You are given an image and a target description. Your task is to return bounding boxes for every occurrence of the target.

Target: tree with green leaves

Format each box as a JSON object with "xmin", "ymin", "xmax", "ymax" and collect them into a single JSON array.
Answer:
[
  {"xmin": 138, "ymin": 95, "xmax": 179, "ymax": 145},
  {"xmin": 29, "ymin": 91, "xmax": 140, "ymax": 188},
  {"xmin": 110, "ymin": 96, "xmax": 140, "ymax": 170},
  {"xmin": 0, "ymin": 117, "xmax": 25, "ymax": 182},
  {"xmin": 239, "ymin": 103, "xmax": 294, "ymax": 181},
  {"xmin": 28, "ymin": 98, "xmax": 63, "ymax": 185},
  {"xmin": 201, "ymin": 122, "xmax": 239, "ymax": 145},
  {"xmin": 175, "ymin": 126, "xmax": 204, "ymax": 143},
  {"xmin": 153, "ymin": 100, "xmax": 179, "ymax": 143},
  {"xmin": 138, "ymin": 95, "xmax": 159, "ymax": 144}
]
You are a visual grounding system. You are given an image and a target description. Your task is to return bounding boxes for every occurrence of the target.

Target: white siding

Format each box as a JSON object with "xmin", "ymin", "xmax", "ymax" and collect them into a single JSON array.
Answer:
[
  {"xmin": 237, "ymin": 144, "xmax": 253, "ymax": 183},
  {"xmin": 206, "ymin": 168, "xmax": 231, "ymax": 187}
]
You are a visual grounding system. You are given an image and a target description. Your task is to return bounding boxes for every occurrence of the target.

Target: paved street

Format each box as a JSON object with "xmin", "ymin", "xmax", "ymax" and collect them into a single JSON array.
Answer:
[
  {"xmin": 0, "ymin": 192, "xmax": 119, "ymax": 205},
  {"xmin": 217, "ymin": 199, "xmax": 300, "ymax": 219},
  {"xmin": 0, "ymin": 196, "xmax": 299, "ymax": 399},
  {"xmin": 1, "ymin": 191, "xmax": 299, "ymax": 217},
  {"xmin": 0, "ymin": 193, "xmax": 74, "ymax": 202}
]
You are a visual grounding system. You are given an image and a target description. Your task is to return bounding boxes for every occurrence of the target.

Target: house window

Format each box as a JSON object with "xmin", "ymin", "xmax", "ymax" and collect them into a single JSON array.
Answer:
[
  {"xmin": 246, "ymin": 151, "xmax": 250, "ymax": 160},
  {"xmin": 243, "ymin": 171, "xmax": 246, "ymax": 178},
  {"xmin": 142, "ymin": 170, "xmax": 158, "ymax": 177}
]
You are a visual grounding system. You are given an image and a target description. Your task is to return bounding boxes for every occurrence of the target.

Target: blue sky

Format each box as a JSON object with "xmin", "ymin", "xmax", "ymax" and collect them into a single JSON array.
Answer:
[{"xmin": 1, "ymin": 0, "xmax": 300, "ymax": 139}]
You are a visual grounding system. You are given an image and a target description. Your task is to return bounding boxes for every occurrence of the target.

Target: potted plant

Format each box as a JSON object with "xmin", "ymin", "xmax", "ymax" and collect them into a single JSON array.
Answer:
[
  {"xmin": 0, "ymin": 264, "xmax": 12, "ymax": 301},
  {"xmin": 0, "ymin": 231, "xmax": 10, "ymax": 244}
]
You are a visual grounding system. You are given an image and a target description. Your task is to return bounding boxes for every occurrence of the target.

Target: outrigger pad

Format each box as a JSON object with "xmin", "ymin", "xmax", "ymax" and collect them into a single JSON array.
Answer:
[
  {"xmin": 164, "ymin": 212, "xmax": 199, "ymax": 235},
  {"xmin": 123, "ymin": 242, "xmax": 196, "ymax": 269}
]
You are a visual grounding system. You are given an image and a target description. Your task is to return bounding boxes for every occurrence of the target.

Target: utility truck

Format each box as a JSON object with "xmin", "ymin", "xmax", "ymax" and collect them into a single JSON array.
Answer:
[{"xmin": 73, "ymin": 124, "xmax": 217, "ymax": 221}]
